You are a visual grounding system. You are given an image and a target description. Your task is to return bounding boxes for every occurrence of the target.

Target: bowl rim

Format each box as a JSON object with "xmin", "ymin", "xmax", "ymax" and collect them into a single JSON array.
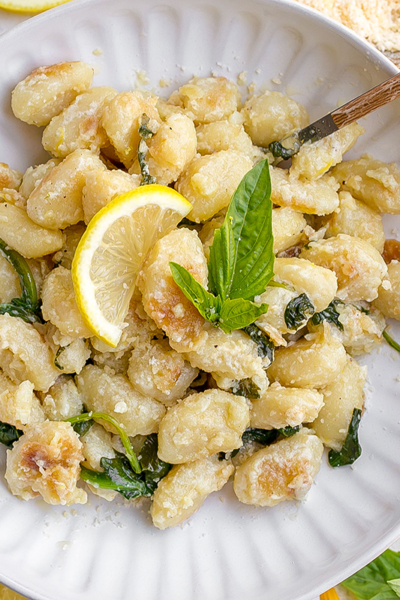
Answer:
[{"xmin": 0, "ymin": 1, "xmax": 400, "ymax": 599}]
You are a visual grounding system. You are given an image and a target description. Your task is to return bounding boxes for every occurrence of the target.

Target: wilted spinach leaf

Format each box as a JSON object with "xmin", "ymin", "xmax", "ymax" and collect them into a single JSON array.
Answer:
[
  {"xmin": 138, "ymin": 434, "xmax": 172, "ymax": 493},
  {"xmin": 328, "ymin": 408, "xmax": 362, "ymax": 467},
  {"xmin": 230, "ymin": 378, "xmax": 261, "ymax": 400},
  {"xmin": 81, "ymin": 453, "xmax": 151, "ymax": 500},
  {"xmin": 81, "ymin": 435, "xmax": 171, "ymax": 500},
  {"xmin": 0, "ymin": 421, "xmax": 22, "ymax": 447},
  {"xmin": 242, "ymin": 323, "xmax": 274, "ymax": 363},
  {"xmin": 242, "ymin": 428, "xmax": 280, "ymax": 446},
  {"xmin": 230, "ymin": 425, "xmax": 301, "ymax": 457},
  {"xmin": 311, "ymin": 299, "xmax": 344, "ymax": 331},
  {"xmin": 278, "ymin": 425, "xmax": 300, "ymax": 438},
  {"xmin": 284, "ymin": 293, "xmax": 315, "ymax": 331}
]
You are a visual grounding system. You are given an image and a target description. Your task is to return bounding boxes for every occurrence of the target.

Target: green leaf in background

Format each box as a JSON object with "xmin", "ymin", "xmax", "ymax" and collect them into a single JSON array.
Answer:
[
  {"xmin": 388, "ymin": 580, "xmax": 400, "ymax": 598},
  {"xmin": 342, "ymin": 550, "xmax": 400, "ymax": 600},
  {"xmin": 284, "ymin": 293, "xmax": 315, "ymax": 331},
  {"xmin": 328, "ymin": 408, "xmax": 362, "ymax": 467},
  {"xmin": 220, "ymin": 159, "xmax": 274, "ymax": 301},
  {"xmin": 169, "ymin": 262, "xmax": 221, "ymax": 323}
]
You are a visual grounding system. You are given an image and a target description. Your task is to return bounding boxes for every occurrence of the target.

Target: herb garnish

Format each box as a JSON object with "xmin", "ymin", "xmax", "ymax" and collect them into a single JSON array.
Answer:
[
  {"xmin": 328, "ymin": 408, "xmax": 362, "ymax": 467},
  {"xmin": 0, "ymin": 421, "xmax": 23, "ymax": 447},
  {"xmin": 81, "ymin": 434, "xmax": 171, "ymax": 500},
  {"xmin": 170, "ymin": 160, "xmax": 274, "ymax": 333},
  {"xmin": 0, "ymin": 238, "xmax": 42, "ymax": 323},
  {"xmin": 342, "ymin": 549, "xmax": 400, "ymax": 600},
  {"xmin": 311, "ymin": 299, "xmax": 344, "ymax": 331},
  {"xmin": 383, "ymin": 330, "xmax": 400, "ymax": 354},
  {"xmin": 138, "ymin": 113, "xmax": 156, "ymax": 186},
  {"xmin": 284, "ymin": 293, "xmax": 315, "ymax": 331}
]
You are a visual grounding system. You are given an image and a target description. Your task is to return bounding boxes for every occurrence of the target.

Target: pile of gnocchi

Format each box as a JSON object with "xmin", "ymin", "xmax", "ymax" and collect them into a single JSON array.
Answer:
[{"xmin": 0, "ymin": 60, "xmax": 399, "ymax": 529}]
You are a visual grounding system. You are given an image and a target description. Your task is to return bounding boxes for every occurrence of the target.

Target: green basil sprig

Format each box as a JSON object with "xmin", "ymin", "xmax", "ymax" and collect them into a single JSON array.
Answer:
[
  {"xmin": 0, "ymin": 238, "xmax": 42, "ymax": 323},
  {"xmin": 328, "ymin": 408, "xmax": 362, "ymax": 467},
  {"xmin": 170, "ymin": 159, "xmax": 274, "ymax": 333},
  {"xmin": 342, "ymin": 549, "xmax": 400, "ymax": 600}
]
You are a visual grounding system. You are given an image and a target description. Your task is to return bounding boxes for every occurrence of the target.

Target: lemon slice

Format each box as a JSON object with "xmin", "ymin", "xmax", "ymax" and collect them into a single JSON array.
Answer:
[
  {"xmin": 0, "ymin": 0, "xmax": 71, "ymax": 13},
  {"xmin": 72, "ymin": 184, "xmax": 192, "ymax": 347},
  {"xmin": 0, "ymin": 584, "xmax": 27, "ymax": 600}
]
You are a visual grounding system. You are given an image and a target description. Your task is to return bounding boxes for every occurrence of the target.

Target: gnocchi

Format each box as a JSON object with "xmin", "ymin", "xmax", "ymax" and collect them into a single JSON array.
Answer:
[{"xmin": 0, "ymin": 60, "xmax": 396, "ymax": 530}]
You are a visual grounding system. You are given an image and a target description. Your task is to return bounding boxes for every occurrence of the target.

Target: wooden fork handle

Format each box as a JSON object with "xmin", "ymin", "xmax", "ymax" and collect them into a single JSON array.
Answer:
[{"xmin": 332, "ymin": 71, "xmax": 400, "ymax": 129}]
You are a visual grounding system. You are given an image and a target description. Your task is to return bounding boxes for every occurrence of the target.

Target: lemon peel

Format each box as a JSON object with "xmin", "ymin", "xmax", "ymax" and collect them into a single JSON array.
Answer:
[
  {"xmin": 72, "ymin": 184, "xmax": 192, "ymax": 347},
  {"xmin": 0, "ymin": 0, "xmax": 71, "ymax": 13}
]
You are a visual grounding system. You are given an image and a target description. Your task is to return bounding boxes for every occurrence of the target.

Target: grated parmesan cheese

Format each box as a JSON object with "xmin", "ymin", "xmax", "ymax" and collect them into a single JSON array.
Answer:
[{"xmin": 293, "ymin": 0, "xmax": 400, "ymax": 52}]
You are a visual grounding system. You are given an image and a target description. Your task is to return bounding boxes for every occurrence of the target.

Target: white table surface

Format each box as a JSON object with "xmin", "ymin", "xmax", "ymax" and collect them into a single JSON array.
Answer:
[{"xmin": 1, "ymin": 6, "xmax": 400, "ymax": 600}]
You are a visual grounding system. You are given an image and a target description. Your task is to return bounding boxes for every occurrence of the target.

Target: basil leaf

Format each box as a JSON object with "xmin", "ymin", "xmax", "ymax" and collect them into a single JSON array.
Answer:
[
  {"xmin": 0, "ymin": 421, "xmax": 23, "ymax": 447},
  {"xmin": 208, "ymin": 221, "xmax": 236, "ymax": 300},
  {"xmin": 284, "ymin": 293, "xmax": 315, "ymax": 331},
  {"xmin": 311, "ymin": 299, "xmax": 344, "ymax": 331},
  {"xmin": 218, "ymin": 297, "xmax": 269, "ymax": 333},
  {"xmin": 242, "ymin": 323, "xmax": 274, "ymax": 363},
  {"xmin": 388, "ymin": 580, "xmax": 400, "ymax": 598},
  {"xmin": 216, "ymin": 159, "xmax": 274, "ymax": 301},
  {"xmin": 138, "ymin": 434, "xmax": 171, "ymax": 493},
  {"xmin": 342, "ymin": 549, "xmax": 400, "ymax": 600},
  {"xmin": 169, "ymin": 262, "xmax": 221, "ymax": 323},
  {"xmin": 383, "ymin": 330, "xmax": 400, "ymax": 354},
  {"xmin": 328, "ymin": 408, "xmax": 362, "ymax": 467},
  {"xmin": 230, "ymin": 378, "xmax": 260, "ymax": 400}
]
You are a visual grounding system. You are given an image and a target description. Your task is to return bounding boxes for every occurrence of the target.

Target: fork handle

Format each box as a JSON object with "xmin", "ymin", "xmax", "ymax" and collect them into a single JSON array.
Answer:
[{"xmin": 331, "ymin": 71, "xmax": 400, "ymax": 129}]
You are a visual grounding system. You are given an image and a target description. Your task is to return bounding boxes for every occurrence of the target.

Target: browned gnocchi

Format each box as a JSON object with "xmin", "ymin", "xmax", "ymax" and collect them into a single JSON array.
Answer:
[{"xmin": 0, "ymin": 59, "xmax": 396, "ymax": 531}]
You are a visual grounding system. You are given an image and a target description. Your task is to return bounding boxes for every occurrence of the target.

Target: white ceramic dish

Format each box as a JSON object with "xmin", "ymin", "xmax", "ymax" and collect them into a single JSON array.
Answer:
[{"xmin": 0, "ymin": 1, "xmax": 400, "ymax": 599}]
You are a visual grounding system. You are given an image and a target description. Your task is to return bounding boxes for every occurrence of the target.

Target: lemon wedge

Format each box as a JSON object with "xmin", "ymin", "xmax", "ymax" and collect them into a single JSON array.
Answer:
[
  {"xmin": 0, "ymin": 584, "xmax": 27, "ymax": 600},
  {"xmin": 0, "ymin": 0, "xmax": 71, "ymax": 13},
  {"xmin": 72, "ymin": 184, "xmax": 192, "ymax": 347}
]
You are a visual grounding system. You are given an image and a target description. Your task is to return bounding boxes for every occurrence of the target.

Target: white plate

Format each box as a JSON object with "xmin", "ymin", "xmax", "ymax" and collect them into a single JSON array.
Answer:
[{"xmin": 0, "ymin": 1, "xmax": 400, "ymax": 599}]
